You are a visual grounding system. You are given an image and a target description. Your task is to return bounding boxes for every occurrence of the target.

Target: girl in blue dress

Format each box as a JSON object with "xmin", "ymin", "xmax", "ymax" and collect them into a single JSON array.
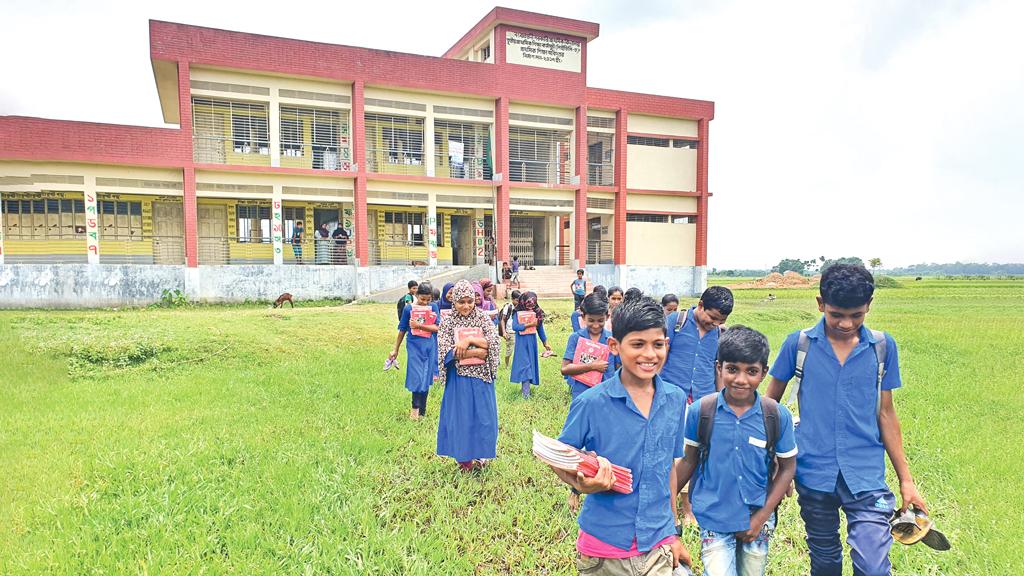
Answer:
[
  {"xmin": 561, "ymin": 292, "xmax": 621, "ymax": 400},
  {"xmin": 436, "ymin": 280, "xmax": 501, "ymax": 471},
  {"xmin": 387, "ymin": 282, "xmax": 439, "ymax": 420},
  {"xmin": 510, "ymin": 291, "xmax": 552, "ymax": 399}
]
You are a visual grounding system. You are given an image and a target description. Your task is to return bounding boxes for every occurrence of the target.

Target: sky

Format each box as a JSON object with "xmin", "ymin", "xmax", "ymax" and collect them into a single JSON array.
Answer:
[{"xmin": 1, "ymin": 0, "xmax": 1021, "ymax": 269}]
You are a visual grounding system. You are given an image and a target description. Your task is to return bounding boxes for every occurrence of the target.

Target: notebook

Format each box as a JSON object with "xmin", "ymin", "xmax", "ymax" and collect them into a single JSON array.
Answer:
[
  {"xmin": 518, "ymin": 310, "xmax": 537, "ymax": 335},
  {"xmin": 572, "ymin": 338, "xmax": 611, "ymax": 387},
  {"xmin": 410, "ymin": 305, "xmax": 437, "ymax": 338},
  {"xmin": 455, "ymin": 326, "xmax": 485, "ymax": 366},
  {"xmin": 531, "ymin": 430, "xmax": 633, "ymax": 494}
]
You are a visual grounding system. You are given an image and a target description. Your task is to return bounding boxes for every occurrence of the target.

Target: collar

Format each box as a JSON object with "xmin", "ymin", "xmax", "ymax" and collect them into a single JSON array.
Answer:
[
  {"xmin": 606, "ymin": 371, "xmax": 669, "ymax": 418},
  {"xmin": 717, "ymin": 389, "xmax": 763, "ymax": 418},
  {"xmin": 808, "ymin": 316, "xmax": 879, "ymax": 344},
  {"xmin": 575, "ymin": 327, "xmax": 610, "ymax": 342}
]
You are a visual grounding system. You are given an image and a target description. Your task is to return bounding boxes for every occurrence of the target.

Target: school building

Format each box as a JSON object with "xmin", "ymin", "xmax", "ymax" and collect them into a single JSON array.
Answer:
[{"xmin": 0, "ymin": 7, "xmax": 714, "ymax": 306}]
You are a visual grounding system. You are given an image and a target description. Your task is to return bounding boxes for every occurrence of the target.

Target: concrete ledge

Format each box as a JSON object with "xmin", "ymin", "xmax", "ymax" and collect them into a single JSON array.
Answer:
[{"xmin": 582, "ymin": 265, "xmax": 707, "ymax": 298}]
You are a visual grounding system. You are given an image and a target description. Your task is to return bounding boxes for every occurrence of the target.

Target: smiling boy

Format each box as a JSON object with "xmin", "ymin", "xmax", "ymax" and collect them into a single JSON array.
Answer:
[{"xmin": 765, "ymin": 263, "xmax": 928, "ymax": 576}]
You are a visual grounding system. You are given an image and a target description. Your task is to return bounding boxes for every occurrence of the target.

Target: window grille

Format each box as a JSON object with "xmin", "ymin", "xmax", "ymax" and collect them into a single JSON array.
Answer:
[
  {"xmin": 283, "ymin": 206, "xmax": 305, "ymax": 240},
  {"xmin": 237, "ymin": 204, "xmax": 272, "ymax": 242},
  {"xmin": 365, "ymin": 113, "xmax": 425, "ymax": 175},
  {"xmin": 672, "ymin": 139, "xmax": 699, "ymax": 149},
  {"xmin": 280, "ymin": 106, "xmax": 351, "ymax": 170},
  {"xmin": 508, "ymin": 113, "xmax": 573, "ymax": 126},
  {"xmin": 627, "ymin": 135, "xmax": 670, "ymax": 147},
  {"xmin": 433, "ymin": 105, "xmax": 493, "ymax": 118},
  {"xmin": 278, "ymin": 88, "xmax": 349, "ymax": 104},
  {"xmin": 586, "ymin": 116, "xmax": 616, "ymax": 129},
  {"xmin": 478, "ymin": 44, "xmax": 491, "ymax": 62},
  {"xmin": 99, "ymin": 199, "xmax": 143, "ymax": 240},
  {"xmin": 436, "ymin": 214, "xmax": 445, "ymax": 247},
  {"xmin": 587, "ymin": 131, "xmax": 615, "ymax": 186},
  {"xmin": 191, "ymin": 80, "xmax": 270, "ymax": 96},
  {"xmin": 434, "ymin": 120, "xmax": 492, "ymax": 180},
  {"xmin": 192, "ymin": 98, "xmax": 269, "ymax": 164},
  {"xmin": 364, "ymin": 98, "xmax": 427, "ymax": 112},
  {"xmin": 383, "ymin": 211, "xmax": 425, "ymax": 243},
  {"xmin": 587, "ymin": 197, "xmax": 615, "ymax": 210},
  {"xmin": 626, "ymin": 213, "xmax": 694, "ymax": 224},
  {"xmin": 2, "ymin": 197, "xmax": 85, "ymax": 239},
  {"xmin": 508, "ymin": 126, "xmax": 572, "ymax": 184}
]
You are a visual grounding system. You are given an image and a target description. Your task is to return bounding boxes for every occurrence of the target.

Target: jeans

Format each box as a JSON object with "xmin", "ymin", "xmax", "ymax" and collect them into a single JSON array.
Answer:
[
  {"xmin": 796, "ymin": 474, "xmax": 895, "ymax": 576},
  {"xmin": 700, "ymin": 512, "xmax": 775, "ymax": 576},
  {"xmin": 574, "ymin": 293, "xmax": 585, "ymax": 308}
]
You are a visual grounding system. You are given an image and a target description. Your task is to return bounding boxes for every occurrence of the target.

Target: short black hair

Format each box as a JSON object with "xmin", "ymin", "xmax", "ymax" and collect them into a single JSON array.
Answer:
[
  {"xmin": 511, "ymin": 290, "xmax": 522, "ymax": 300},
  {"xmin": 612, "ymin": 291, "xmax": 666, "ymax": 341},
  {"xmin": 416, "ymin": 282, "xmax": 433, "ymax": 296},
  {"xmin": 608, "ymin": 286, "xmax": 623, "ymax": 297},
  {"xmin": 717, "ymin": 325, "xmax": 770, "ymax": 368},
  {"xmin": 820, "ymin": 263, "xmax": 875, "ymax": 308},
  {"xmin": 577, "ymin": 269, "xmax": 585, "ymax": 275},
  {"xmin": 624, "ymin": 287, "xmax": 643, "ymax": 300},
  {"xmin": 580, "ymin": 292, "xmax": 609, "ymax": 317},
  {"xmin": 661, "ymin": 293, "xmax": 679, "ymax": 307},
  {"xmin": 592, "ymin": 285, "xmax": 607, "ymax": 297},
  {"xmin": 700, "ymin": 286, "xmax": 734, "ymax": 315},
  {"xmin": 431, "ymin": 287, "xmax": 441, "ymax": 301},
  {"xmin": 407, "ymin": 280, "xmax": 419, "ymax": 289}
]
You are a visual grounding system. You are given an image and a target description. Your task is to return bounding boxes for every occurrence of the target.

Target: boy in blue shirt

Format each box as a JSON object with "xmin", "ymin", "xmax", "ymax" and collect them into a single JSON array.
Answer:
[
  {"xmin": 551, "ymin": 292, "xmax": 692, "ymax": 575},
  {"xmin": 675, "ymin": 326, "xmax": 797, "ymax": 576},
  {"xmin": 571, "ymin": 268, "xmax": 587, "ymax": 308},
  {"xmin": 765, "ymin": 263, "xmax": 928, "ymax": 576}
]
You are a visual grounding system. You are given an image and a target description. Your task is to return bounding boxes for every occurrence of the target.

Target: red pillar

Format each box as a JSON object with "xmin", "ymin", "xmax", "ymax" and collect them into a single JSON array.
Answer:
[
  {"xmin": 574, "ymin": 105, "xmax": 588, "ymax": 265},
  {"xmin": 494, "ymin": 96, "xmax": 510, "ymax": 262},
  {"xmin": 613, "ymin": 108, "xmax": 628, "ymax": 265},
  {"xmin": 696, "ymin": 118, "xmax": 709, "ymax": 267},
  {"xmin": 352, "ymin": 80, "xmax": 369, "ymax": 265},
  {"xmin": 178, "ymin": 60, "xmax": 199, "ymax": 268}
]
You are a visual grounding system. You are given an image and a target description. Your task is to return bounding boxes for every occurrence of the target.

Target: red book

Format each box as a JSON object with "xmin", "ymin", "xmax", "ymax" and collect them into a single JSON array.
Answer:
[
  {"xmin": 410, "ymin": 305, "xmax": 437, "ymax": 338},
  {"xmin": 573, "ymin": 338, "xmax": 610, "ymax": 387},
  {"xmin": 455, "ymin": 326, "xmax": 485, "ymax": 366},
  {"xmin": 518, "ymin": 310, "xmax": 537, "ymax": 335},
  {"xmin": 440, "ymin": 308, "xmax": 453, "ymax": 320}
]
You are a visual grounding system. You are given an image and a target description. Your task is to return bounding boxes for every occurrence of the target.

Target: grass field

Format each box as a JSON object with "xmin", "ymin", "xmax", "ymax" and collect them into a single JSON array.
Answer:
[{"xmin": 1, "ymin": 278, "xmax": 1020, "ymax": 574}]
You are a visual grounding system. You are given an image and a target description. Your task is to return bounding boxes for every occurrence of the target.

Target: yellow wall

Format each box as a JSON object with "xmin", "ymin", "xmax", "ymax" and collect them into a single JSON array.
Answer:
[
  {"xmin": 626, "ymin": 222, "xmax": 696, "ymax": 266},
  {"xmin": 627, "ymin": 114, "xmax": 698, "ymax": 137},
  {"xmin": 625, "ymin": 194, "xmax": 698, "ymax": 213},
  {"xmin": 625, "ymin": 146, "xmax": 697, "ymax": 191}
]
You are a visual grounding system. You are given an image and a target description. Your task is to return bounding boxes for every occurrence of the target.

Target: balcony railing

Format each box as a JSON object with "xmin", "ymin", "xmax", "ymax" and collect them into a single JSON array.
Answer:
[
  {"xmin": 433, "ymin": 154, "xmax": 492, "ymax": 181},
  {"xmin": 101, "ymin": 235, "xmax": 186, "ymax": 265},
  {"xmin": 587, "ymin": 240, "xmax": 614, "ymax": 264},
  {"xmin": 508, "ymin": 159, "xmax": 572, "ymax": 185},
  {"xmin": 193, "ymin": 136, "xmax": 271, "ymax": 166},
  {"xmin": 587, "ymin": 162, "xmax": 614, "ymax": 186},
  {"xmin": 366, "ymin": 148, "xmax": 426, "ymax": 176},
  {"xmin": 280, "ymin": 145, "xmax": 351, "ymax": 171},
  {"xmin": 368, "ymin": 239, "xmax": 428, "ymax": 266}
]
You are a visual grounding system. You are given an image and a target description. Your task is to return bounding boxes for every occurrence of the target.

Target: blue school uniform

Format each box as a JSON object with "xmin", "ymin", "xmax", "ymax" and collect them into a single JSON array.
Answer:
[
  {"xmin": 769, "ymin": 318, "xmax": 902, "ymax": 494},
  {"xmin": 510, "ymin": 310, "xmax": 547, "ymax": 385},
  {"xmin": 398, "ymin": 303, "xmax": 439, "ymax": 392},
  {"xmin": 559, "ymin": 373, "xmax": 687, "ymax": 551},
  {"xmin": 563, "ymin": 328, "xmax": 620, "ymax": 400},
  {"xmin": 569, "ymin": 310, "xmax": 583, "ymax": 332},
  {"xmin": 683, "ymin": 391, "xmax": 798, "ymax": 533},
  {"xmin": 436, "ymin": 349, "xmax": 499, "ymax": 462},
  {"xmin": 662, "ymin": 307, "xmax": 721, "ymax": 401}
]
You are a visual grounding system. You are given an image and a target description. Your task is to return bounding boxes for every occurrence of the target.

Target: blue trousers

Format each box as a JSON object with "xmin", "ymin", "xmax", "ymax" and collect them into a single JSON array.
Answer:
[{"xmin": 796, "ymin": 474, "xmax": 896, "ymax": 576}]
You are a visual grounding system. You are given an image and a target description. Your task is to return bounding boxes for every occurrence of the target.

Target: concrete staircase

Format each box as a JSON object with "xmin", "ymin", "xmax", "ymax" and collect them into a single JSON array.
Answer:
[{"xmin": 506, "ymin": 265, "xmax": 577, "ymax": 299}]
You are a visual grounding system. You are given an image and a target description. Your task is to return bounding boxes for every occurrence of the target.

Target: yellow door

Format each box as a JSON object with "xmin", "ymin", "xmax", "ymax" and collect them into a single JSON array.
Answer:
[
  {"xmin": 198, "ymin": 204, "xmax": 228, "ymax": 264},
  {"xmin": 152, "ymin": 202, "xmax": 185, "ymax": 264}
]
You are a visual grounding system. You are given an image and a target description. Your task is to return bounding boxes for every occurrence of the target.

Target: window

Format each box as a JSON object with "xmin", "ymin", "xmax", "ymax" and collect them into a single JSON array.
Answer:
[
  {"xmin": 2, "ymin": 196, "xmax": 85, "ymax": 239},
  {"xmin": 99, "ymin": 199, "xmax": 143, "ymax": 240},
  {"xmin": 672, "ymin": 139, "xmax": 698, "ymax": 149},
  {"xmin": 383, "ymin": 211, "xmax": 425, "ymax": 244},
  {"xmin": 436, "ymin": 214, "xmax": 445, "ymax": 247},
  {"xmin": 283, "ymin": 206, "xmax": 305, "ymax": 240},
  {"xmin": 587, "ymin": 132, "xmax": 615, "ymax": 186},
  {"xmin": 237, "ymin": 204, "xmax": 271, "ymax": 242},
  {"xmin": 365, "ymin": 113, "xmax": 424, "ymax": 174},
  {"xmin": 508, "ymin": 126, "xmax": 572, "ymax": 184},
  {"xmin": 434, "ymin": 120, "xmax": 492, "ymax": 180},
  {"xmin": 281, "ymin": 119, "xmax": 303, "ymax": 156},
  {"xmin": 627, "ymin": 135, "xmax": 670, "ymax": 147},
  {"xmin": 478, "ymin": 44, "xmax": 491, "ymax": 62},
  {"xmin": 280, "ymin": 106, "xmax": 349, "ymax": 170},
  {"xmin": 192, "ymin": 97, "xmax": 269, "ymax": 163},
  {"xmin": 626, "ymin": 213, "xmax": 694, "ymax": 224}
]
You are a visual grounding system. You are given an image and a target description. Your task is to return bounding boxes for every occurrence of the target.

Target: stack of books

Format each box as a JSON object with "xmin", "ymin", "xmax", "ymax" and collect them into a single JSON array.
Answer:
[
  {"xmin": 531, "ymin": 430, "xmax": 633, "ymax": 494},
  {"xmin": 518, "ymin": 311, "xmax": 537, "ymax": 335},
  {"xmin": 455, "ymin": 326, "xmax": 485, "ymax": 366},
  {"xmin": 572, "ymin": 339, "xmax": 610, "ymax": 387},
  {"xmin": 410, "ymin": 305, "xmax": 437, "ymax": 338}
]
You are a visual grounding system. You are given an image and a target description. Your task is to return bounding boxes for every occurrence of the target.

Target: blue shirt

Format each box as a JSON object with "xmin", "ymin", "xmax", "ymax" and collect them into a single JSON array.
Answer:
[
  {"xmin": 572, "ymin": 278, "xmax": 586, "ymax": 296},
  {"xmin": 559, "ymin": 373, "xmax": 687, "ymax": 551},
  {"xmin": 563, "ymin": 328, "xmax": 620, "ymax": 387},
  {"xmin": 661, "ymin": 307, "xmax": 721, "ymax": 401},
  {"xmin": 770, "ymin": 317, "xmax": 902, "ymax": 494},
  {"xmin": 684, "ymin": 391, "xmax": 798, "ymax": 533}
]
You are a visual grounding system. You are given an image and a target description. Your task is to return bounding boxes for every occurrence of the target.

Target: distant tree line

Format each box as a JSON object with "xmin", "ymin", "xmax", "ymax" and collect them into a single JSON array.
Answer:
[
  {"xmin": 713, "ymin": 260, "xmax": 1023, "ymax": 278},
  {"xmin": 881, "ymin": 262, "xmax": 1024, "ymax": 276}
]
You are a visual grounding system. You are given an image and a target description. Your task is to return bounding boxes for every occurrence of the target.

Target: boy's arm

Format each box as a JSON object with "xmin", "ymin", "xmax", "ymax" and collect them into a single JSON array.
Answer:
[
  {"xmin": 388, "ymin": 330, "xmax": 406, "ymax": 360},
  {"xmin": 739, "ymin": 456, "xmax": 795, "ymax": 542},
  {"xmin": 765, "ymin": 377, "xmax": 788, "ymax": 402},
  {"xmin": 673, "ymin": 444, "xmax": 699, "ymax": 495},
  {"xmin": 879, "ymin": 390, "xmax": 927, "ymax": 513}
]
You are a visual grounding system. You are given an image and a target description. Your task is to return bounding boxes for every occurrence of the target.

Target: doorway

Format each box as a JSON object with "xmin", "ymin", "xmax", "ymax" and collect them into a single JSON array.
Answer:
[
  {"xmin": 152, "ymin": 201, "xmax": 184, "ymax": 264},
  {"xmin": 450, "ymin": 215, "xmax": 474, "ymax": 265}
]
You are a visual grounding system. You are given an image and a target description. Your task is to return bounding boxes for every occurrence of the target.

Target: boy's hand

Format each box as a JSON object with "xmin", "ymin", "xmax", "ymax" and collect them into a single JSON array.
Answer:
[
  {"xmin": 590, "ymin": 360, "xmax": 609, "ymax": 373},
  {"xmin": 899, "ymin": 480, "xmax": 928, "ymax": 515},
  {"xmin": 738, "ymin": 509, "xmax": 772, "ymax": 542},
  {"xmin": 575, "ymin": 456, "xmax": 616, "ymax": 493},
  {"xmin": 669, "ymin": 539, "xmax": 691, "ymax": 568},
  {"xmin": 387, "ymin": 350, "xmax": 398, "ymax": 362},
  {"xmin": 409, "ymin": 320, "xmax": 421, "ymax": 330}
]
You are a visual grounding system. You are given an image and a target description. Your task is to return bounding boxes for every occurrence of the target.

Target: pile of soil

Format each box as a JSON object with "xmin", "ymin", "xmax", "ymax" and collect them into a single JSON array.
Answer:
[{"xmin": 729, "ymin": 271, "xmax": 820, "ymax": 289}]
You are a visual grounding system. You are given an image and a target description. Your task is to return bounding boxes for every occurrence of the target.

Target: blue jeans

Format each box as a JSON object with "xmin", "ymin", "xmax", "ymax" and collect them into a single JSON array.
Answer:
[
  {"xmin": 796, "ymin": 474, "xmax": 895, "ymax": 576},
  {"xmin": 700, "ymin": 511, "xmax": 775, "ymax": 576}
]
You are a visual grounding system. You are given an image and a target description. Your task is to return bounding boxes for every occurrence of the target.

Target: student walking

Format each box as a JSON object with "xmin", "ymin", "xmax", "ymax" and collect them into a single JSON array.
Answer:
[
  {"xmin": 766, "ymin": 263, "xmax": 929, "ymax": 576},
  {"xmin": 497, "ymin": 290, "xmax": 520, "ymax": 368},
  {"xmin": 510, "ymin": 291, "xmax": 552, "ymax": 398},
  {"xmin": 571, "ymin": 268, "xmax": 587, "ymax": 308},
  {"xmin": 561, "ymin": 292, "xmax": 619, "ymax": 400},
  {"xmin": 387, "ymin": 282, "xmax": 439, "ymax": 420},
  {"xmin": 435, "ymin": 280, "xmax": 501, "ymax": 472}
]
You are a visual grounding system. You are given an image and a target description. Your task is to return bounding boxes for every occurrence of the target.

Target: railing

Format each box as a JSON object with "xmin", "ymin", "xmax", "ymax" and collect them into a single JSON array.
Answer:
[
  {"xmin": 368, "ymin": 239, "xmax": 429, "ymax": 266},
  {"xmin": 366, "ymin": 148, "xmax": 426, "ymax": 176},
  {"xmin": 280, "ymin": 145, "xmax": 350, "ymax": 171},
  {"xmin": 587, "ymin": 162, "xmax": 614, "ymax": 186},
  {"xmin": 587, "ymin": 240, "xmax": 614, "ymax": 264},
  {"xmin": 556, "ymin": 244, "xmax": 571, "ymax": 266},
  {"xmin": 433, "ymin": 154, "xmax": 492, "ymax": 180},
  {"xmin": 508, "ymin": 159, "xmax": 572, "ymax": 185},
  {"xmin": 193, "ymin": 136, "xmax": 271, "ymax": 166},
  {"xmin": 101, "ymin": 235, "xmax": 186, "ymax": 265}
]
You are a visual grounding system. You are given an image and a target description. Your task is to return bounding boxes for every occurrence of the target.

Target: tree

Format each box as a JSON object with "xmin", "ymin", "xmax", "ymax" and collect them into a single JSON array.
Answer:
[
  {"xmin": 820, "ymin": 256, "xmax": 866, "ymax": 275},
  {"xmin": 869, "ymin": 258, "xmax": 882, "ymax": 271},
  {"xmin": 772, "ymin": 258, "xmax": 806, "ymax": 275}
]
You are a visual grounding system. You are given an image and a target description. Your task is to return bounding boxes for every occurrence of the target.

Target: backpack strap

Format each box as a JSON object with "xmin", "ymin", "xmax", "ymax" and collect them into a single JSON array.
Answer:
[
  {"xmin": 673, "ymin": 309, "xmax": 689, "ymax": 333},
  {"xmin": 760, "ymin": 396, "xmax": 780, "ymax": 479},
  {"xmin": 693, "ymin": 394, "xmax": 718, "ymax": 483},
  {"xmin": 870, "ymin": 329, "xmax": 887, "ymax": 418},
  {"xmin": 785, "ymin": 329, "xmax": 813, "ymax": 411}
]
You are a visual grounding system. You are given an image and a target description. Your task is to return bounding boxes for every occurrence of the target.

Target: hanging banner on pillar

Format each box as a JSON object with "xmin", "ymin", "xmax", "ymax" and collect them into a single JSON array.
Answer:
[
  {"xmin": 271, "ymin": 197, "xmax": 284, "ymax": 265},
  {"xmin": 428, "ymin": 214, "xmax": 438, "ymax": 260},
  {"xmin": 84, "ymin": 191, "xmax": 100, "ymax": 264},
  {"xmin": 343, "ymin": 207, "xmax": 354, "ymax": 262},
  {"xmin": 475, "ymin": 218, "xmax": 485, "ymax": 258}
]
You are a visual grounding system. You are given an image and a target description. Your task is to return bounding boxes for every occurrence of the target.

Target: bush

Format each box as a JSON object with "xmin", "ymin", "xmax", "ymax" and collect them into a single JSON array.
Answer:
[
  {"xmin": 157, "ymin": 289, "xmax": 190, "ymax": 308},
  {"xmin": 874, "ymin": 275, "xmax": 902, "ymax": 288}
]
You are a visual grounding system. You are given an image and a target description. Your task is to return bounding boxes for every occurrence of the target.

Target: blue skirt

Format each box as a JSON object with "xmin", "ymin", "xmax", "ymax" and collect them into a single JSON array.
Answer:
[
  {"xmin": 511, "ymin": 332, "xmax": 540, "ymax": 385},
  {"xmin": 404, "ymin": 334, "xmax": 436, "ymax": 394},
  {"xmin": 436, "ymin": 370, "xmax": 498, "ymax": 461}
]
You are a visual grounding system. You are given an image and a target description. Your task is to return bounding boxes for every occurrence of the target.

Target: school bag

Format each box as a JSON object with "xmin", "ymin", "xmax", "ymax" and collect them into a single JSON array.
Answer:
[
  {"xmin": 690, "ymin": 394, "xmax": 781, "ymax": 489},
  {"xmin": 396, "ymin": 295, "xmax": 411, "ymax": 321},
  {"xmin": 672, "ymin": 308, "xmax": 725, "ymax": 335},
  {"xmin": 785, "ymin": 328, "xmax": 888, "ymax": 418},
  {"xmin": 497, "ymin": 303, "xmax": 514, "ymax": 338}
]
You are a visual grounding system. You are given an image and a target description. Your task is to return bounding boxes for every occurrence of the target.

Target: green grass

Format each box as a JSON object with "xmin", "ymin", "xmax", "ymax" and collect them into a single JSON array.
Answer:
[{"xmin": 1, "ymin": 278, "xmax": 1019, "ymax": 574}]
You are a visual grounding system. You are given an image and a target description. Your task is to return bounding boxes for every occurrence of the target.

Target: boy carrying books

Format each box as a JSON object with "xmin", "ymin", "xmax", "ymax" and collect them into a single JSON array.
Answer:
[
  {"xmin": 674, "ymin": 326, "xmax": 797, "ymax": 576},
  {"xmin": 550, "ymin": 291, "xmax": 692, "ymax": 575},
  {"xmin": 561, "ymin": 292, "xmax": 620, "ymax": 400}
]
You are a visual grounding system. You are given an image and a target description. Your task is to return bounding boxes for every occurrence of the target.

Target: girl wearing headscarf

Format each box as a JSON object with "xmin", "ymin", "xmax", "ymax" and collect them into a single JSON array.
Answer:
[
  {"xmin": 510, "ymin": 291, "xmax": 552, "ymax": 399},
  {"xmin": 436, "ymin": 280, "xmax": 501, "ymax": 471},
  {"xmin": 478, "ymin": 278, "xmax": 500, "ymax": 324}
]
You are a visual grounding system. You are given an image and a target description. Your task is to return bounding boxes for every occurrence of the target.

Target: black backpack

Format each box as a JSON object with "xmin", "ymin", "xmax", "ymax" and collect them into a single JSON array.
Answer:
[
  {"xmin": 396, "ymin": 295, "xmax": 410, "ymax": 320},
  {"xmin": 690, "ymin": 394, "xmax": 781, "ymax": 492}
]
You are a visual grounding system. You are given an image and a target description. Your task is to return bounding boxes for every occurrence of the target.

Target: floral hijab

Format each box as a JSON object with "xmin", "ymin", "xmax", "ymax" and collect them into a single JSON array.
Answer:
[{"xmin": 437, "ymin": 280, "xmax": 500, "ymax": 383}]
